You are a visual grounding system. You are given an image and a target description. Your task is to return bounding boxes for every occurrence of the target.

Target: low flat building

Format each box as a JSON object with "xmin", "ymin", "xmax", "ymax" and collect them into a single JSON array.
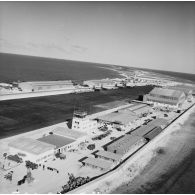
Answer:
[
  {"xmin": 53, "ymin": 126, "xmax": 88, "ymax": 149},
  {"xmin": 144, "ymin": 87, "xmax": 186, "ymax": 108},
  {"xmin": 103, "ymin": 134, "xmax": 146, "ymax": 155},
  {"xmin": 144, "ymin": 126, "xmax": 163, "ymax": 141},
  {"xmin": 80, "ymin": 157, "xmax": 113, "ymax": 171},
  {"xmin": 83, "ymin": 80, "xmax": 102, "ymax": 89},
  {"xmin": 18, "ymin": 80, "xmax": 75, "ymax": 92},
  {"xmin": 54, "ymin": 126, "xmax": 87, "ymax": 140},
  {"xmin": 83, "ymin": 79, "xmax": 116, "ymax": 90},
  {"xmin": 38, "ymin": 134, "xmax": 75, "ymax": 153},
  {"xmin": 97, "ymin": 110, "xmax": 138, "ymax": 127},
  {"xmin": 126, "ymin": 103, "xmax": 152, "ymax": 117},
  {"xmin": 94, "ymin": 150, "xmax": 122, "ymax": 162},
  {"xmin": 131, "ymin": 118, "xmax": 167, "ymax": 137},
  {"xmin": 8, "ymin": 137, "xmax": 55, "ymax": 163}
]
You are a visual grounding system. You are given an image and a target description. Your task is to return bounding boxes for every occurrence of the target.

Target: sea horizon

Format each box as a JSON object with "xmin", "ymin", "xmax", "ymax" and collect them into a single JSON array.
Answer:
[{"xmin": 0, "ymin": 52, "xmax": 195, "ymax": 83}]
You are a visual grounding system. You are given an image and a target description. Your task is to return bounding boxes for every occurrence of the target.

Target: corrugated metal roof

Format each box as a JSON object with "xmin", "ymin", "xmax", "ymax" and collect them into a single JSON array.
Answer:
[
  {"xmin": 131, "ymin": 124, "xmax": 156, "ymax": 137},
  {"xmin": 54, "ymin": 126, "xmax": 87, "ymax": 140},
  {"xmin": 106, "ymin": 135, "xmax": 144, "ymax": 154},
  {"xmin": 146, "ymin": 95, "xmax": 179, "ymax": 105},
  {"xmin": 149, "ymin": 118, "xmax": 168, "ymax": 126},
  {"xmin": 149, "ymin": 87, "xmax": 184, "ymax": 98},
  {"xmin": 132, "ymin": 105, "xmax": 152, "ymax": 115},
  {"xmin": 131, "ymin": 118, "xmax": 167, "ymax": 137},
  {"xmin": 38, "ymin": 134, "xmax": 74, "ymax": 149},
  {"xmin": 166, "ymin": 86, "xmax": 192, "ymax": 95},
  {"xmin": 144, "ymin": 126, "xmax": 163, "ymax": 140},
  {"xmin": 8, "ymin": 137, "xmax": 55, "ymax": 155},
  {"xmin": 20, "ymin": 81, "xmax": 73, "ymax": 86},
  {"xmin": 128, "ymin": 104, "xmax": 147, "ymax": 111},
  {"xmin": 97, "ymin": 111, "xmax": 137, "ymax": 125},
  {"xmin": 96, "ymin": 150, "xmax": 122, "ymax": 161},
  {"xmin": 82, "ymin": 157, "xmax": 112, "ymax": 170}
]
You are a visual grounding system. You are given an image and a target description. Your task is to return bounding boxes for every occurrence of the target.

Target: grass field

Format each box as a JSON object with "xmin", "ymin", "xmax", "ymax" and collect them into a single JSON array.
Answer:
[{"xmin": 0, "ymin": 86, "xmax": 154, "ymax": 138}]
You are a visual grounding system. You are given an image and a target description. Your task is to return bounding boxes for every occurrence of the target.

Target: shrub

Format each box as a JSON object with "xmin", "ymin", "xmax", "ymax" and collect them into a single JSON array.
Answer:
[
  {"xmin": 156, "ymin": 148, "xmax": 165, "ymax": 155},
  {"xmin": 87, "ymin": 144, "xmax": 95, "ymax": 150}
]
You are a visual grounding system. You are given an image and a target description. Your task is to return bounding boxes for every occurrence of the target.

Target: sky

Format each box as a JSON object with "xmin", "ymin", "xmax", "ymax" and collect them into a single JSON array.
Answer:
[{"xmin": 0, "ymin": 2, "xmax": 195, "ymax": 74}]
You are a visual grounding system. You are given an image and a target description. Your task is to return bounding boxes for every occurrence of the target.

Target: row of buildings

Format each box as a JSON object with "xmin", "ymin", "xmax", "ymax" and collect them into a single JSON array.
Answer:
[
  {"xmin": 83, "ymin": 79, "xmax": 119, "ymax": 90},
  {"xmin": 11, "ymin": 73, "xmax": 184, "ymax": 94},
  {"xmin": 79, "ymin": 118, "xmax": 168, "ymax": 171},
  {"xmin": 7, "ymin": 84, "xmax": 194, "ymax": 167},
  {"xmin": 77, "ymin": 84, "xmax": 195, "ymax": 171},
  {"xmin": 7, "ymin": 100, "xmax": 159, "ymax": 165}
]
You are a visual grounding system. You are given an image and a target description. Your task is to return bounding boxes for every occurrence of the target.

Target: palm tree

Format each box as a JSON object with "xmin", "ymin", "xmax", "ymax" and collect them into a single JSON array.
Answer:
[
  {"xmin": 25, "ymin": 161, "xmax": 34, "ymax": 183},
  {"xmin": 2, "ymin": 153, "xmax": 7, "ymax": 169}
]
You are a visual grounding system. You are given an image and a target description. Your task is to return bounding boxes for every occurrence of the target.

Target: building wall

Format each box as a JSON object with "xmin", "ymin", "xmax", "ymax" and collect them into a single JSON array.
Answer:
[
  {"xmin": 105, "ymin": 137, "xmax": 146, "ymax": 155},
  {"xmin": 97, "ymin": 155, "xmax": 116, "ymax": 162},
  {"xmin": 144, "ymin": 92, "xmax": 185, "ymax": 108},
  {"xmin": 18, "ymin": 83, "xmax": 33, "ymax": 92},
  {"xmin": 18, "ymin": 81, "xmax": 75, "ymax": 92},
  {"xmin": 72, "ymin": 117, "xmax": 98, "ymax": 132},
  {"xmin": 57, "ymin": 137, "xmax": 87, "ymax": 153},
  {"xmin": 9, "ymin": 146, "xmax": 55, "ymax": 163},
  {"xmin": 83, "ymin": 81, "xmax": 102, "ymax": 89}
]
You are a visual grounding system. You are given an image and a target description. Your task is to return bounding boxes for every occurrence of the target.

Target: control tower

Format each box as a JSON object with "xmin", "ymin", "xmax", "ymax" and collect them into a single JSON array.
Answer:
[{"xmin": 71, "ymin": 108, "xmax": 97, "ymax": 132}]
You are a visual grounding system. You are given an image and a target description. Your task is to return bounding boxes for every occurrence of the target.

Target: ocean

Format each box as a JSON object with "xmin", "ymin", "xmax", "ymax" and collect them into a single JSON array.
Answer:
[
  {"xmin": 1, "ymin": 53, "xmax": 195, "ymax": 83},
  {"xmin": 0, "ymin": 53, "xmax": 122, "ymax": 83}
]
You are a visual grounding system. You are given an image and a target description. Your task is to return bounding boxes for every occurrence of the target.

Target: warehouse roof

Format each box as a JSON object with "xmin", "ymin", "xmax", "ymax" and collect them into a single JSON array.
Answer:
[
  {"xmin": 166, "ymin": 86, "xmax": 192, "ymax": 95},
  {"xmin": 144, "ymin": 126, "xmax": 163, "ymax": 140},
  {"xmin": 149, "ymin": 118, "xmax": 168, "ymax": 127},
  {"xmin": 81, "ymin": 157, "xmax": 112, "ymax": 170},
  {"xmin": 130, "ymin": 105, "xmax": 152, "ymax": 116},
  {"xmin": 54, "ymin": 126, "xmax": 87, "ymax": 140},
  {"xmin": 95, "ymin": 150, "xmax": 122, "ymax": 161},
  {"xmin": 131, "ymin": 118, "xmax": 167, "ymax": 137},
  {"xmin": 149, "ymin": 87, "xmax": 184, "ymax": 98},
  {"xmin": 97, "ymin": 111, "xmax": 137, "ymax": 125},
  {"xmin": 38, "ymin": 134, "xmax": 74, "ymax": 149},
  {"xmin": 8, "ymin": 137, "xmax": 55, "ymax": 155},
  {"xmin": 175, "ymin": 84, "xmax": 195, "ymax": 94},
  {"xmin": 127, "ymin": 103, "xmax": 147, "ymax": 111},
  {"xmin": 19, "ymin": 80, "xmax": 73, "ymax": 86},
  {"xmin": 145, "ymin": 95, "xmax": 179, "ymax": 105},
  {"xmin": 104, "ymin": 134, "xmax": 144, "ymax": 154}
]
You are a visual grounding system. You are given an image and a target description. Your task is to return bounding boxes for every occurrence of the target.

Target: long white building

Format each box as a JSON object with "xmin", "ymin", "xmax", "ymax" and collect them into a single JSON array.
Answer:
[
  {"xmin": 83, "ymin": 79, "xmax": 116, "ymax": 90},
  {"xmin": 8, "ymin": 137, "xmax": 55, "ymax": 163},
  {"xmin": 17, "ymin": 80, "xmax": 76, "ymax": 92}
]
